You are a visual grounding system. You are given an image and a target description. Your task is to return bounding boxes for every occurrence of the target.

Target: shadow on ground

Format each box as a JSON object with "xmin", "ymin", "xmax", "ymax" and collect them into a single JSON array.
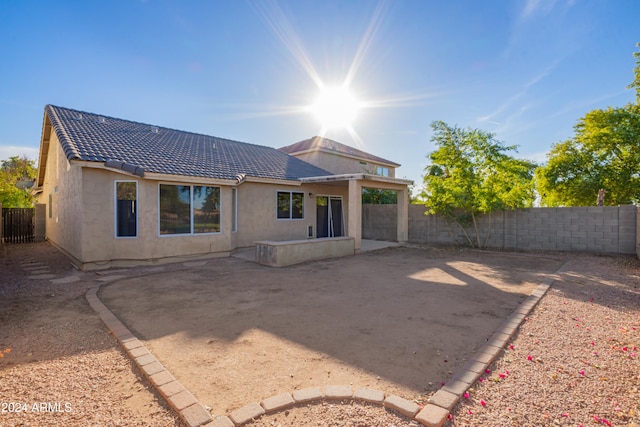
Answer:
[{"xmin": 99, "ymin": 246, "xmax": 565, "ymax": 413}]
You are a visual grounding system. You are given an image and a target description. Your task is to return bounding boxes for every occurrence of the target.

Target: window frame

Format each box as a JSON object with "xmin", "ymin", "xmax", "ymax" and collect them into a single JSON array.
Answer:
[
  {"xmin": 114, "ymin": 180, "xmax": 138, "ymax": 238},
  {"xmin": 231, "ymin": 187, "xmax": 238, "ymax": 232},
  {"xmin": 158, "ymin": 184, "xmax": 222, "ymax": 236},
  {"xmin": 376, "ymin": 166, "xmax": 389, "ymax": 177},
  {"xmin": 192, "ymin": 185, "xmax": 221, "ymax": 234},
  {"xmin": 276, "ymin": 191, "xmax": 305, "ymax": 220}
]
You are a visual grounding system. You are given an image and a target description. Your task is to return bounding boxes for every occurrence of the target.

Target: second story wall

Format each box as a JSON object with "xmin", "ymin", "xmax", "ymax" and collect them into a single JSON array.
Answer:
[{"xmin": 292, "ymin": 150, "xmax": 396, "ymax": 178}]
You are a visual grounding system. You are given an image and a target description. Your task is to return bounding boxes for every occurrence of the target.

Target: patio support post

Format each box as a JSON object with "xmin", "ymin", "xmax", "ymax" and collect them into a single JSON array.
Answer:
[
  {"xmin": 347, "ymin": 179, "xmax": 362, "ymax": 252},
  {"xmin": 397, "ymin": 188, "xmax": 408, "ymax": 244}
]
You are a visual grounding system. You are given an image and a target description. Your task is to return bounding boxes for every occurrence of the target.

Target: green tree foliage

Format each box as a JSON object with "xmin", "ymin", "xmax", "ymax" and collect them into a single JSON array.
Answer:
[
  {"xmin": 0, "ymin": 156, "xmax": 37, "ymax": 208},
  {"xmin": 362, "ymin": 188, "xmax": 397, "ymax": 204},
  {"xmin": 536, "ymin": 103, "xmax": 640, "ymax": 206},
  {"xmin": 538, "ymin": 44, "xmax": 640, "ymax": 207},
  {"xmin": 421, "ymin": 121, "xmax": 537, "ymax": 247},
  {"xmin": 627, "ymin": 42, "xmax": 640, "ymax": 103}
]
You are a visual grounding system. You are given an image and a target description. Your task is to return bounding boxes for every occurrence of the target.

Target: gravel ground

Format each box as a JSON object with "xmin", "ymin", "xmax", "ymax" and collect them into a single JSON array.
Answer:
[
  {"xmin": 0, "ymin": 242, "xmax": 182, "ymax": 427},
  {"xmin": 244, "ymin": 253, "xmax": 640, "ymax": 427},
  {"xmin": 1, "ymin": 242, "xmax": 638, "ymax": 427},
  {"xmin": 446, "ymin": 255, "xmax": 640, "ymax": 427}
]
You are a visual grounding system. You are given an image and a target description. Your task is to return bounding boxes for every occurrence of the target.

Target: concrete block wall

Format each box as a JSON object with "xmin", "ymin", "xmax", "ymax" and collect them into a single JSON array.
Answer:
[
  {"xmin": 363, "ymin": 204, "xmax": 639, "ymax": 255},
  {"xmin": 637, "ymin": 207, "xmax": 640, "ymax": 258},
  {"xmin": 362, "ymin": 204, "xmax": 397, "ymax": 241}
]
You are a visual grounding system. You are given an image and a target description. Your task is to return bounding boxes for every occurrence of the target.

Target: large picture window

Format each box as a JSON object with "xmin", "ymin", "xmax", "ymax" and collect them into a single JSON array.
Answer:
[
  {"xmin": 193, "ymin": 186, "xmax": 220, "ymax": 233},
  {"xmin": 115, "ymin": 181, "xmax": 137, "ymax": 237},
  {"xmin": 277, "ymin": 191, "xmax": 304, "ymax": 219},
  {"xmin": 159, "ymin": 184, "xmax": 220, "ymax": 235}
]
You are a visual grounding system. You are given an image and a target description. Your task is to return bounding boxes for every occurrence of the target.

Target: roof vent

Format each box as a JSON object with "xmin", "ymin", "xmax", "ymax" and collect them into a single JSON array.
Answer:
[
  {"xmin": 75, "ymin": 113, "xmax": 83, "ymax": 120},
  {"xmin": 98, "ymin": 116, "xmax": 106, "ymax": 123},
  {"xmin": 151, "ymin": 126, "xmax": 159, "ymax": 133}
]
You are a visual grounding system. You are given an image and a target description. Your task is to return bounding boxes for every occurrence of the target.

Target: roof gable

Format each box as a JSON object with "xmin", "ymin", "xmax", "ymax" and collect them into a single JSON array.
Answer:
[
  {"xmin": 44, "ymin": 105, "xmax": 331, "ymax": 181},
  {"xmin": 278, "ymin": 136, "xmax": 400, "ymax": 167}
]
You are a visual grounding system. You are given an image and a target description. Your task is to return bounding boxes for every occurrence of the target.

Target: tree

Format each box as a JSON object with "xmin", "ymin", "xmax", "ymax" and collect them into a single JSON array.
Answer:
[
  {"xmin": 537, "ymin": 44, "xmax": 640, "ymax": 206},
  {"xmin": 362, "ymin": 188, "xmax": 397, "ymax": 204},
  {"xmin": 627, "ymin": 42, "xmax": 640, "ymax": 103},
  {"xmin": 421, "ymin": 121, "xmax": 537, "ymax": 247},
  {"xmin": 0, "ymin": 156, "xmax": 37, "ymax": 208},
  {"xmin": 536, "ymin": 103, "xmax": 640, "ymax": 206}
]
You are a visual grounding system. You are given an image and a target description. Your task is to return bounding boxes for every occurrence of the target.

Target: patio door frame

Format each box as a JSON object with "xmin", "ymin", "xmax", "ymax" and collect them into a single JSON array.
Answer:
[{"xmin": 316, "ymin": 195, "xmax": 344, "ymax": 238}]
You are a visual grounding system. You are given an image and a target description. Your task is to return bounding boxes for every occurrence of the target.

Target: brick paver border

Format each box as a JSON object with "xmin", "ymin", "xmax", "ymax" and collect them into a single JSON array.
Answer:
[
  {"xmin": 86, "ymin": 261, "xmax": 569, "ymax": 426},
  {"xmin": 86, "ymin": 286, "xmax": 213, "ymax": 427}
]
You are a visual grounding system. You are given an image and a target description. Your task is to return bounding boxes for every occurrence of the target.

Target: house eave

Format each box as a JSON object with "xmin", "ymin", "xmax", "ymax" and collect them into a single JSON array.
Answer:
[
  {"xmin": 36, "ymin": 112, "xmax": 53, "ymax": 188},
  {"xmin": 242, "ymin": 176, "xmax": 303, "ymax": 186},
  {"xmin": 300, "ymin": 173, "xmax": 413, "ymax": 186},
  {"xmin": 70, "ymin": 160, "xmax": 305, "ymax": 186}
]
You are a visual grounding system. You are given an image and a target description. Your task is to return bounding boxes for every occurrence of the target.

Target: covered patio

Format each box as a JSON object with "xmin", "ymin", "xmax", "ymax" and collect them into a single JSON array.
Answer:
[{"xmin": 300, "ymin": 173, "xmax": 413, "ymax": 253}]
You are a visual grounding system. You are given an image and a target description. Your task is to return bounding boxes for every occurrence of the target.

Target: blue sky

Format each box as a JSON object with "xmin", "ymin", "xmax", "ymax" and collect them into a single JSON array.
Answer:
[{"xmin": 1, "ymin": 0, "xmax": 638, "ymax": 190}]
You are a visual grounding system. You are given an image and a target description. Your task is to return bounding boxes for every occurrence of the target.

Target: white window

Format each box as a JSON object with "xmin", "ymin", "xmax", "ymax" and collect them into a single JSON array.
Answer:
[
  {"xmin": 231, "ymin": 188, "xmax": 237, "ymax": 232},
  {"xmin": 376, "ymin": 166, "xmax": 389, "ymax": 177},
  {"xmin": 159, "ymin": 184, "xmax": 221, "ymax": 235},
  {"xmin": 115, "ymin": 181, "xmax": 137, "ymax": 237},
  {"xmin": 277, "ymin": 191, "xmax": 304, "ymax": 219}
]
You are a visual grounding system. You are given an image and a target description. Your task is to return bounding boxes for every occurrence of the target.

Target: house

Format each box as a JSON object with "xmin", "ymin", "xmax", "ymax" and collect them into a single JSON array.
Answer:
[
  {"xmin": 35, "ymin": 105, "xmax": 412, "ymax": 270},
  {"xmin": 279, "ymin": 136, "xmax": 400, "ymax": 178}
]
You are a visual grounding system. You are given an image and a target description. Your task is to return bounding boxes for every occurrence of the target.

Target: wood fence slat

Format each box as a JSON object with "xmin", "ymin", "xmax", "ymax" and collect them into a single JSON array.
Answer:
[{"xmin": 2, "ymin": 208, "xmax": 35, "ymax": 243}]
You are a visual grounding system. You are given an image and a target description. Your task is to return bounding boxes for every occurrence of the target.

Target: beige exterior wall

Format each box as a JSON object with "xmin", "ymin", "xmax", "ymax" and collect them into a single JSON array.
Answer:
[
  {"xmin": 37, "ymin": 139, "xmax": 353, "ymax": 268},
  {"xmin": 256, "ymin": 236, "xmax": 355, "ymax": 267},
  {"xmin": 292, "ymin": 151, "xmax": 396, "ymax": 178},
  {"xmin": 79, "ymin": 169, "xmax": 237, "ymax": 266},
  {"xmin": 36, "ymin": 131, "xmax": 85, "ymax": 263},
  {"xmin": 235, "ymin": 181, "xmax": 349, "ymax": 247}
]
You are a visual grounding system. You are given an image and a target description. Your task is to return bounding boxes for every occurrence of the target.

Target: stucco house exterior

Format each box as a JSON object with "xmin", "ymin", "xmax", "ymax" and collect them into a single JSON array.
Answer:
[
  {"xmin": 34, "ymin": 105, "xmax": 412, "ymax": 270},
  {"xmin": 279, "ymin": 136, "xmax": 401, "ymax": 178}
]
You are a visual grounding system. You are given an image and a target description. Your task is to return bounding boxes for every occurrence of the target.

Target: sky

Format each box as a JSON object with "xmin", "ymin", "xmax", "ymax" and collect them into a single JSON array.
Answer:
[{"xmin": 1, "ymin": 0, "xmax": 638, "ymax": 191}]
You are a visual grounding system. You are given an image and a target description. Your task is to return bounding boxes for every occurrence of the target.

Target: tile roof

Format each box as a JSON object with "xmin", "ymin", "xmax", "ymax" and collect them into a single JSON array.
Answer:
[
  {"xmin": 278, "ymin": 136, "xmax": 400, "ymax": 167},
  {"xmin": 45, "ymin": 105, "xmax": 332, "ymax": 181}
]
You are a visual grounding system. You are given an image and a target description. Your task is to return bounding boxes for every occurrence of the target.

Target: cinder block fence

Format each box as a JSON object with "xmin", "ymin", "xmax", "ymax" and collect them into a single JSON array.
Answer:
[{"xmin": 363, "ymin": 204, "xmax": 639, "ymax": 257}]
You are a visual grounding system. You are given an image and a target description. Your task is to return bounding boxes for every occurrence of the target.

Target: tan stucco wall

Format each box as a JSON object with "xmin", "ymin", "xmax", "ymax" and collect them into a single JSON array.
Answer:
[
  {"xmin": 35, "ymin": 128, "xmax": 370, "ymax": 268},
  {"xmin": 36, "ymin": 131, "xmax": 85, "ymax": 263},
  {"xmin": 255, "ymin": 236, "xmax": 355, "ymax": 267},
  {"xmin": 38, "ymin": 149, "xmax": 353, "ymax": 268},
  {"xmin": 79, "ymin": 168, "xmax": 235, "ymax": 266},
  {"xmin": 292, "ymin": 151, "xmax": 396, "ymax": 178},
  {"xmin": 234, "ymin": 181, "xmax": 350, "ymax": 247}
]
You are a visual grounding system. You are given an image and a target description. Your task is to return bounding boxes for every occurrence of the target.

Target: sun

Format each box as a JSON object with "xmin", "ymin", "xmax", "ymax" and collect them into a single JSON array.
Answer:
[{"xmin": 309, "ymin": 85, "xmax": 361, "ymax": 130}]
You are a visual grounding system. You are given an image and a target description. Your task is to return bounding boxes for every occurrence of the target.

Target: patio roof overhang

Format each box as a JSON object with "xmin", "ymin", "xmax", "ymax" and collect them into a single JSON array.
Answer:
[
  {"xmin": 299, "ymin": 173, "xmax": 413, "ymax": 187},
  {"xmin": 300, "ymin": 173, "xmax": 413, "ymax": 253}
]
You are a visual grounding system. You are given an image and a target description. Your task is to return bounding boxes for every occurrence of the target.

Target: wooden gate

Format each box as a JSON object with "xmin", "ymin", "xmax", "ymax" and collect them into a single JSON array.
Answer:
[{"xmin": 2, "ymin": 208, "xmax": 35, "ymax": 243}]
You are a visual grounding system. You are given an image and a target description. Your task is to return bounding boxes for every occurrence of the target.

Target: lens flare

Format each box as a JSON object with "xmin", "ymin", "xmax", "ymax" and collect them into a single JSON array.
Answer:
[{"xmin": 309, "ymin": 85, "xmax": 361, "ymax": 129}]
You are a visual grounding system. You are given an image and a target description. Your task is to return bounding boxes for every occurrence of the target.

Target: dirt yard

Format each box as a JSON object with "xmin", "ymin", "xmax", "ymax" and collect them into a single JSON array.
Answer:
[{"xmin": 99, "ymin": 246, "xmax": 566, "ymax": 417}]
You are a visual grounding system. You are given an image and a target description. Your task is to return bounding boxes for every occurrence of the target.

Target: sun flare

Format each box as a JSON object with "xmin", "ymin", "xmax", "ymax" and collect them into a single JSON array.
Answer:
[{"xmin": 309, "ymin": 85, "xmax": 361, "ymax": 130}]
